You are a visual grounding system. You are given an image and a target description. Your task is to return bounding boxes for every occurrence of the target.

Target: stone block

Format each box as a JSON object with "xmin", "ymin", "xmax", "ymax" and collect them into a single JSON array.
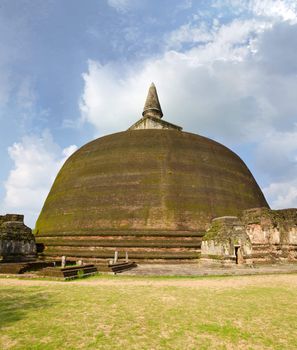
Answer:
[{"xmin": 0, "ymin": 214, "xmax": 36, "ymax": 262}]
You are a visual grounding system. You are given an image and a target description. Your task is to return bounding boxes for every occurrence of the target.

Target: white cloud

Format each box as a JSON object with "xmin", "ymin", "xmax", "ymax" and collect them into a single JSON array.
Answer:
[
  {"xmin": 1, "ymin": 131, "xmax": 77, "ymax": 228},
  {"xmin": 251, "ymin": 0, "xmax": 297, "ymax": 23},
  {"xmin": 211, "ymin": 0, "xmax": 297, "ymax": 22},
  {"xmin": 166, "ymin": 17, "xmax": 270, "ymax": 54},
  {"xmin": 80, "ymin": 60, "xmax": 146, "ymax": 135},
  {"xmin": 255, "ymin": 128, "xmax": 297, "ymax": 181},
  {"xmin": 166, "ymin": 22, "xmax": 214, "ymax": 50},
  {"xmin": 79, "ymin": 7, "xmax": 297, "ymax": 210},
  {"xmin": 80, "ymin": 20, "xmax": 297, "ymax": 143},
  {"xmin": 107, "ymin": 0, "xmax": 138, "ymax": 13},
  {"xmin": 264, "ymin": 180, "xmax": 297, "ymax": 209}
]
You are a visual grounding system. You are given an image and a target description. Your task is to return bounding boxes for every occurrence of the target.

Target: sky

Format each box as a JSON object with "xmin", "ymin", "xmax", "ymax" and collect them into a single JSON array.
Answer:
[{"xmin": 1, "ymin": 0, "xmax": 297, "ymax": 227}]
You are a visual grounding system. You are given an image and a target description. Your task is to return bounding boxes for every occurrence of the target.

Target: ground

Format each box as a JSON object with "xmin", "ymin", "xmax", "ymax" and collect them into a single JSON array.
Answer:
[{"xmin": 1, "ymin": 274, "xmax": 297, "ymax": 349}]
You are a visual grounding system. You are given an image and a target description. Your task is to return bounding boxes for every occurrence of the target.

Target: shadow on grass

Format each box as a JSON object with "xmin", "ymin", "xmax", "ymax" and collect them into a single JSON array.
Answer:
[{"xmin": 0, "ymin": 287, "xmax": 52, "ymax": 329}]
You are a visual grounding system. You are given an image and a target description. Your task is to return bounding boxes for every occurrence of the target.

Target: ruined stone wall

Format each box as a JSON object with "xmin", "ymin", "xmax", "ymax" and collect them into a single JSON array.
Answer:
[
  {"xmin": 0, "ymin": 214, "xmax": 36, "ymax": 262},
  {"xmin": 201, "ymin": 208, "xmax": 297, "ymax": 265},
  {"xmin": 201, "ymin": 216, "xmax": 253, "ymax": 266},
  {"xmin": 242, "ymin": 208, "xmax": 297, "ymax": 263}
]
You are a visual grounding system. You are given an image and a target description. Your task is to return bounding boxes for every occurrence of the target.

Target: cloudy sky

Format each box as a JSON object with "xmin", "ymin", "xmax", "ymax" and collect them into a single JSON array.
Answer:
[{"xmin": 1, "ymin": 0, "xmax": 297, "ymax": 227}]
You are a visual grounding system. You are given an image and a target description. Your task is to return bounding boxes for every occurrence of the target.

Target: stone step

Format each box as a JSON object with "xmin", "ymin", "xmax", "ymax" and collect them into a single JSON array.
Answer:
[
  {"xmin": 38, "ymin": 238, "xmax": 202, "ymax": 248},
  {"xmin": 37, "ymin": 230, "xmax": 205, "ymax": 238},
  {"xmin": 40, "ymin": 249, "xmax": 200, "ymax": 260}
]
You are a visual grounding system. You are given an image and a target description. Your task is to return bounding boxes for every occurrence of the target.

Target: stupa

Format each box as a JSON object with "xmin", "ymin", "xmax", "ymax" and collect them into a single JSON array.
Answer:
[{"xmin": 35, "ymin": 84, "xmax": 269, "ymax": 263}]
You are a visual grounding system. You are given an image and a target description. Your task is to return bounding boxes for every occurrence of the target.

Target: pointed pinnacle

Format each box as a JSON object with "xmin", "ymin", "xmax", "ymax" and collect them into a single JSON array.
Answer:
[{"xmin": 142, "ymin": 83, "xmax": 163, "ymax": 119}]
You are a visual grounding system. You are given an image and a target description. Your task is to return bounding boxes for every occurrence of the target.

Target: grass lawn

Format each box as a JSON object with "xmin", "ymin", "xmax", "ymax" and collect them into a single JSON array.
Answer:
[{"xmin": 1, "ymin": 274, "xmax": 297, "ymax": 349}]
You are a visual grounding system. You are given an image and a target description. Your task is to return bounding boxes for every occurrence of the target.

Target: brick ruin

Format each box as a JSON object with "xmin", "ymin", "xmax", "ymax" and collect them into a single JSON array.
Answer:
[
  {"xmin": 0, "ymin": 214, "xmax": 36, "ymax": 262},
  {"xmin": 2, "ymin": 208, "xmax": 297, "ymax": 267},
  {"xmin": 201, "ymin": 208, "xmax": 297, "ymax": 265},
  {"xmin": 0, "ymin": 208, "xmax": 296, "ymax": 267}
]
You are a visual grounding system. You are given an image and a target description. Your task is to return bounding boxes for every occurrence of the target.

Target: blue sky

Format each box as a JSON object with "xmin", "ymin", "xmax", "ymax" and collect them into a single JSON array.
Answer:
[{"xmin": 1, "ymin": 0, "xmax": 297, "ymax": 227}]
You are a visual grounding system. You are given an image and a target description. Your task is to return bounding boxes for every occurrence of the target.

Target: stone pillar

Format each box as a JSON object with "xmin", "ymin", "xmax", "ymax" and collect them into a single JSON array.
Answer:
[
  {"xmin": 114, "ymin": 251, "xmax": 118, "ymax": 264},
  {"xmin": 61, "ymin": 256, "xmax": 66, "ymax": 268}
]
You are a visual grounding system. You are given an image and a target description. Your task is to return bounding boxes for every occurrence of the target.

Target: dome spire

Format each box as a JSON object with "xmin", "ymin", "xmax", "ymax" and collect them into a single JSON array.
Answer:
[{"xmin": 142, "ymin": 82, "xmax": 163, "ymax": 119}]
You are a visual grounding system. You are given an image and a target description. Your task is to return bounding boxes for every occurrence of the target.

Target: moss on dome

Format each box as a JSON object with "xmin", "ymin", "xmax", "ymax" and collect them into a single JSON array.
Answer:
[{"xmin": 35, "ymin": 129, "xmax": 269, "ymax": 236}]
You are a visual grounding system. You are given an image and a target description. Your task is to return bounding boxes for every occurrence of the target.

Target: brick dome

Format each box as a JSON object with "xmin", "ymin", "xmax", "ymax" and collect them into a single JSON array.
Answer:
[{"xmin": 35, "ymin": 129, "xmax": 269, "ymax": 262}]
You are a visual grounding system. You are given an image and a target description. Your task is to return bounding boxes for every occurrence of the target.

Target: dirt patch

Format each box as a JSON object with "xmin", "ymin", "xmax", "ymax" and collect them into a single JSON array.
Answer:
[{"xmin": 1, "ymin": 274, "xmax": 297, "ymax": 290}]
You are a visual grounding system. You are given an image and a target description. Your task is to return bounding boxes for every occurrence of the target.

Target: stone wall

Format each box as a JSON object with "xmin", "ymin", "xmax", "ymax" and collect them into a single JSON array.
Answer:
[
  {"xmin": 0, "ymin": 214, "xmax": 36, "ymax": 262},
  {"xmin": 201, "ymin": 216, "xmax": 253, "ymax": 266},
  {"xmin": 242, "ymin": 208, "xmax": 297, "ymax": 263},
  {"xmin": 201, "ymin": 208, "xmax": 297, "ymax": 265}
]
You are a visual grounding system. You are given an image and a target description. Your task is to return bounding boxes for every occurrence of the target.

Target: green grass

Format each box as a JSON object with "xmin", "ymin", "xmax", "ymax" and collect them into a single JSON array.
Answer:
[{"xmin": 1, "ymin": 275, "xmax": 297, "ymax": 349}]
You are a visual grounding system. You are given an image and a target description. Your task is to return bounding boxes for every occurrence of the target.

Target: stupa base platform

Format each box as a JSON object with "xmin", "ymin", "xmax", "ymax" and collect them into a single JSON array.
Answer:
[{"xmin": 36, "ymin": 229, "xmax": 204, "ymax": 264}]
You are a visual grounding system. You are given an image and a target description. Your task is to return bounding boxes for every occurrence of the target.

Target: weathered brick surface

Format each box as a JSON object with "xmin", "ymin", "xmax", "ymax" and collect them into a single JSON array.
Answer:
[
  {"xmin": 35, "ymin": 129, "xmax": 269, "ymax": 262},
  {"xmin": 201, "ymin": 208, "xmax": 297, "ymax": 265},
  {"xmin": 0, "ymin": 214, "xmax": 36, "ymax": 262},
  {"xmin": 34, "ymin": 83, "xmax": 269, "ymax": 263}
]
